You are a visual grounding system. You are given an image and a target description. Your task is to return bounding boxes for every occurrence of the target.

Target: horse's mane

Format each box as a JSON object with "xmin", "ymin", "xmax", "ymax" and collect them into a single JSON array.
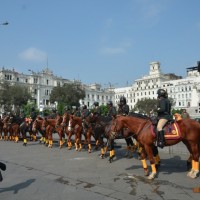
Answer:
[
  {"xmin": 98, "ymin": 116, "xmax": 112, "ymax": 123},
  {"xmin": 128, "ymin": 112, "xmax": 149, "ymax": 120}
]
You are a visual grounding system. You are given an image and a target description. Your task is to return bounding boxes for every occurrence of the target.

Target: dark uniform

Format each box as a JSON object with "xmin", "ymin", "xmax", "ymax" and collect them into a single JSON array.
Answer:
[
  {"xmin": 93, "ymin": 102, "xmax": 101, "ymax": 117},
  {"xmin": 118, "ymin": 96, "xmax": 135, "ymax": 157},
  {"xmin": 72, "ymin": 107, "xmax": 81, "ymax": 117},
  {"xmin": 81, "ymin": 105, "xmax": 90, "ymax": 119},
  {"xmin": 156, "ymin": 89, "xmax": 172, "ymax": 148},
  {"xmin": 107, "ymin": 101, "xmax": 117, "ymax": 117}
]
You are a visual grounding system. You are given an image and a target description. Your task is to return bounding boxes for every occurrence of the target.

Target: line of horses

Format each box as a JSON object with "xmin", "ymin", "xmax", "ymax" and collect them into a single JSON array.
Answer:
[{"xmin": 0, "ymin": 112, "xmax": 199, "ymax": 180}]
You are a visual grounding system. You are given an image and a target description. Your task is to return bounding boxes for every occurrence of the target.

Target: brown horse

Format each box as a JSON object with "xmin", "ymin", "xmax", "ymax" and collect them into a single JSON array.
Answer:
[
  {"xmin": 68, "ymin": 115, "xmax": 84, "ymax": 151},
  {"xmin": 60, "ymin": 113, "xmax": 71, "ymax": 149},
  {"xmin": 32, "ymin": 116, "xmax": 47, "ymax": 144},
  {"xmin": 109, "ymin": 114, "xmax": 200, "ymax": 179},
  {"xmin": 42, "ymin": 115, "xmax": 65, "ymax": 148}
]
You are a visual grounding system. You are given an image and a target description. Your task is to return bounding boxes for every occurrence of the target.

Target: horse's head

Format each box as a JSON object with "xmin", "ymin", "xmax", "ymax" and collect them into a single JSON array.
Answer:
[
  {"xmin": 41, "ymin": 118, "xmax": 48, "ymax": 131},
  {"xmin": 61, "ymin": 113, "xmax": 69, "ymax": 127},
  {"xmin": 55, "ymin": 115, "xmax": 63, "ymax": 127},
  {"xmin": 32, "ymin": 119, "xmax": 40, "ymax": 132},
  {"xmin": 108, "ymin": 116, "xmax": 125, "ymax": 139},
  {"xmin": 173, "ymin": 113, "xmax": 182, "ymax": 121}
]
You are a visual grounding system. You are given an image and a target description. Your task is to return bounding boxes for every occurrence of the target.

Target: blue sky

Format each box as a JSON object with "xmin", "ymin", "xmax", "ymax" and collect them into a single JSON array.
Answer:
[{"xmin": 1, "ymin": 0, "xmax": 200, "ymax": 87}]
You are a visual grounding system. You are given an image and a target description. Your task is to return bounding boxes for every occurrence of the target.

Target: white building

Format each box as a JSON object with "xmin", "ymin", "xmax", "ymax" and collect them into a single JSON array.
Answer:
[
  {"xmin": 114, "ymin": 61, "xmax": 182, "ymax": 109},
  {"xmin": 1, "ymin": 61, "xmax": 200, "ymax": 117},
  {"xmin": 0, "ymin": 67, "xmax": 115, "ymax": 111}
]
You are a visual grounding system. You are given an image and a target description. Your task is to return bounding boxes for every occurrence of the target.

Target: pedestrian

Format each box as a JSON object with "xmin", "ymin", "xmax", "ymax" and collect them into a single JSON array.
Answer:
[{"xmin": 0, "ymin": 162, "xmax": 6, "ymax": 182}]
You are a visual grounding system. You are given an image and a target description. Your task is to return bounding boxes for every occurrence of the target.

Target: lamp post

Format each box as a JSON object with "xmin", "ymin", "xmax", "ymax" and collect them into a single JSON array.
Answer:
[{"xmin": 0, "ymin": 21, "xmax": 9, "ymax": 26}]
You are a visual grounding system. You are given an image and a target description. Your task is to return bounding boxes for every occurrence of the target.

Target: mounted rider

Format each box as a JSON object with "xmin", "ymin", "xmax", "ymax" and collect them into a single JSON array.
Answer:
[
  {"xmin": 156, "ymin": 89, "xmax": 172, "ymax": 148},
  {"xmin": 92, "ymin": 101, "xmax": 101, "ymax": 117},
  {"xmin": 118, "ymin": 96, "xmax": 129, "ymax": 116},
  {"xmin": 81, "ymin": 105, "xmax": 90, "ymax": 119},
  {"xmin": 107, "ymin": 101, "xmax": 117, "ymax": 118},
  {"xmin": 117, "ymin": 96, "xmax": 136, "ymax": 158}
]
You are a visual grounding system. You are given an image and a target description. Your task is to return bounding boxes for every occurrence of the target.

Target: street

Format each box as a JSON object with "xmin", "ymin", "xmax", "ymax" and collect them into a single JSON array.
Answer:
[{"xmin": 0, "ymin": 138, "xmax": 199, "ymax": 200}]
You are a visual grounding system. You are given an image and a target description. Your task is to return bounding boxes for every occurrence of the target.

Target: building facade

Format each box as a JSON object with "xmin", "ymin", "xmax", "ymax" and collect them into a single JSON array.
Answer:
[{"xmin": 1, "ymin": 61, "xmax": 200, "ymax": 117}]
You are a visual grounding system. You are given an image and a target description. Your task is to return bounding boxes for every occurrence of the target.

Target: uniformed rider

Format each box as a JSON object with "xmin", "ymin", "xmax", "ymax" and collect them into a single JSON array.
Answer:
[{"xmin": 156, "ymin": 89, "xmax": 172, "ymax": 148}]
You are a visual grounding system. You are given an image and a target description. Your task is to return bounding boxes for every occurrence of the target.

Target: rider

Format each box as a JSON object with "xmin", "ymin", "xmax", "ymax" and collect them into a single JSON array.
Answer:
[
  {"xmin": 118, "ymin": 96, "xmax": 136, "ymax": 158},
  {"xmin": 81, "ymin": 105, "xmax": 90, "ymax": 119},
  {"xmin": 107, "ymin": 101, "xmax": 117, "ymax": 118},
  {"xmin": 156, "ymin": 89, "xmax": 172, "ymax": 148},
  {"xmin": 92, "ymin": 101, "xmax": 101, "ymax": 117},
  {"xmin": 106, "ymin": 100, "xmax": 117, "ymax": 161}
]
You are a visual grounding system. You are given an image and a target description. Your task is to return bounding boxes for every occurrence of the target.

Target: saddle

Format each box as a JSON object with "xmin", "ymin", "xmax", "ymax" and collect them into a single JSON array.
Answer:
[{"xmin": 150, "ymin": 116, "xmax": 181, "ymax": 140}]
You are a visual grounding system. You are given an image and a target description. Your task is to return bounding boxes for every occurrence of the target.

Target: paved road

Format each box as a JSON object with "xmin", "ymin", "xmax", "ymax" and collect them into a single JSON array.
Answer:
[{"xmin": 0, "ymin": 139, "xmax": 199, "ymax": 200}]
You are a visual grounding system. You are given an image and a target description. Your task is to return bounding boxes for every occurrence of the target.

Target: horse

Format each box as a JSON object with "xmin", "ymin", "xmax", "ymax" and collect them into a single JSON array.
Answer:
[
  {"xmin": 42, "ymin": 115, "xmax": 65, "ymax": 148},
  {"xmin": 32, "ymin": 116, "xmax": 47, "ymax": 144},
  {"xmin": 60, "ymin": 113, "xmax": 71, "ymax": 148},
  {"xmin": 2, "ymin": 115, "xmax": 11, "ymax": 141},
  {"xmin": 68, "ymin": 115, "xmax": 84, "ymax": 151},
  {"xmin": 0, "ymin": 117, "xmax": 4, "ymax": 140},
  {"xmin": 109, "ymin": 114, "xmax": 200, "ymax": 179}
]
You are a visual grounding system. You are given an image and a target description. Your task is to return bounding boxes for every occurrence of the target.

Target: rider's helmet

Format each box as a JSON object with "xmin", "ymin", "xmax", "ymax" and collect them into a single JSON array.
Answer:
[
  {"xmin": 107, "ymin": 100, "xmax": 113, "ymax": 107},
  {"xmin": 82, "ymin": 105, "xmax": 87, "ymax": 109},
  {"xmin": 120, "ymin": 96, "xmax": 126, "ymax": 105},
  {"xmin": 93, "ymin": 102, "xmax": 99, "ymax": 107},
  {"xmin": 157, "ymin": 89, "xmax": 167, "ymax": 98}
]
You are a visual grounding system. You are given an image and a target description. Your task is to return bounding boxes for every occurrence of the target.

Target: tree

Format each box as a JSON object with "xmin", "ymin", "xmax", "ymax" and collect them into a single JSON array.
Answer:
[
  {"xmin": 50, "ymin": 82, "xmax": 85, "ymax": 109},
  {"xmin": 133, "ymin": 98, "xmax": 157, "ymax": 116},
  {"xmin": 0, "ymin": 82, "xmax": 32, "ymax": 112},
  {"xmin": 10, "ymin": 84, "xmax": 32, "ymax": 107}
]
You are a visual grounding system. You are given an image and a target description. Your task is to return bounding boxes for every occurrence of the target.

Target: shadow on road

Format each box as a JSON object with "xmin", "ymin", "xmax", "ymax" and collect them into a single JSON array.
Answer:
[{"xmin": 0, "ymin": 178, "xmax": 35, "ymax": 194}]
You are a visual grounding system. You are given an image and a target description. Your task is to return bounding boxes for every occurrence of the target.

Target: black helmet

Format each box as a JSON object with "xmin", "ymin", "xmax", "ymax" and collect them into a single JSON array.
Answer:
[
  {"xmin": 65, "ymin": 106, "xmax": 71, "ymax": 111},
  {"xmin": 107, "ymin": 101, "xmax": 113, "ymax": 106},
  {"xmin": 93, "ymin": 102, "xmax": 99, "ymax": 107},
  {"xmin": 83, "ymin": 105, "xmax": 87, "ymax": 109},
  {"xmin": 157, "ymin": 89, "xmax": 167, "ymax": 98},
  {"xmin": 120, "ymin": 96, "xmax": 126, "ymax": 105}
]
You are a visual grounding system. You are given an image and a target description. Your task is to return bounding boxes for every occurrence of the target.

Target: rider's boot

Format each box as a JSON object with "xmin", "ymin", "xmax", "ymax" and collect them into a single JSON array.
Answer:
[{"xmin": 158, "ymin": 130, "xmax": 165, "ymax": 148}]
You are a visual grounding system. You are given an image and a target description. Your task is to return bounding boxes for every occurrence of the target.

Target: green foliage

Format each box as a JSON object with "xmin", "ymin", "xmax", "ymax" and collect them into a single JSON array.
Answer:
[
  {"xmin": 22, "ymin": 103, "xmax": 39, "ymax": 117},
  {"xmin": 100, "ymin": 105, "xmax": 108, "ymax": 116},
  {"xmin": 133, "ymin": 98, "xmax": 157, "ymax": 116},
  {"xmin": 0, "ymin": 82, "xmax": 32, "ymax": 112},
  {"xmin": 171, "ymin": 108, "xmax": 181, "ymax": 115},
  {"xmin": 50, "ymin": 83, "xmax": 85, "ymax": 108}
]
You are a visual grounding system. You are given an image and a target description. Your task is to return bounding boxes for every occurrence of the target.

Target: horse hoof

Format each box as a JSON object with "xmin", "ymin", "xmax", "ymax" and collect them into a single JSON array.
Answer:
[
  {"xmin": 144, "ymin": 168, "xmax": 149, "ymax": 176},
  {"xmin": 100, "ymin": 154, "xmax": 104, "ymax": 159},
  {"xmin": 147, "ymin": 172, "xmax": 157, "ymax": 180},
  {"xmin": 187, "ymin": 170, "xmax": 199, "ymax": 178}
]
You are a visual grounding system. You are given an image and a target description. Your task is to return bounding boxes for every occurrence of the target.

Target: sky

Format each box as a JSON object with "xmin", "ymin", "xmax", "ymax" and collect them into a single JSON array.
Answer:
[{"xmin": 1, "ymin": 0, "xmax": 200, "ymax": 88}]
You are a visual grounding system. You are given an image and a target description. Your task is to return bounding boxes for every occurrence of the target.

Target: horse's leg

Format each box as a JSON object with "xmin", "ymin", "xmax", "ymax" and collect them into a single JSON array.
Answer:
[
  {"xmin": 186, "ymin": 143, "xmax": 199, "ymax": 178},
  {"xmin": 87, "ymin": 130, "xmax": 92, "ymax": 153},
  {"xmin": 99, "ymin": 138, "xmax": 105, "ymax": 158},
  {"xmin": 14, "ymin": 126, "xmax": 19, "ymax": 143},
  {"xmin": 144, "ymin": 145, "xmax": 157, "ymax": 179},
  {"xmin": 48, "ymin": 128, "xmax": 53, "ymax": 148},
  {"xmin": 78, "ymin": 130, "xmax": 82, "ymax": 151},
  {"xmin": 22, "ymin": 129, "xmax": 27, "ymax": 146},
  {"xmin": 58, "ymin": 129, "xmax": 63, "ymax": 149},
  {"xmin": 109, "ymin": 139, "xmax": 115, "ymax": 163},
  {"xmin": 67, "ymin": 131, "xmax": 73, "ymax": 150},
  {"xmin": 152, "ymin": 146, "xmax": 161, "ymax": 169}
]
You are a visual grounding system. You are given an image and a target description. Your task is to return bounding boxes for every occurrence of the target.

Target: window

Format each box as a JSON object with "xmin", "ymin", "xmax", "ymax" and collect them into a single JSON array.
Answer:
[{"xmin": 34, "ymin": 78, "xmax": 38, "ymax": 84}]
